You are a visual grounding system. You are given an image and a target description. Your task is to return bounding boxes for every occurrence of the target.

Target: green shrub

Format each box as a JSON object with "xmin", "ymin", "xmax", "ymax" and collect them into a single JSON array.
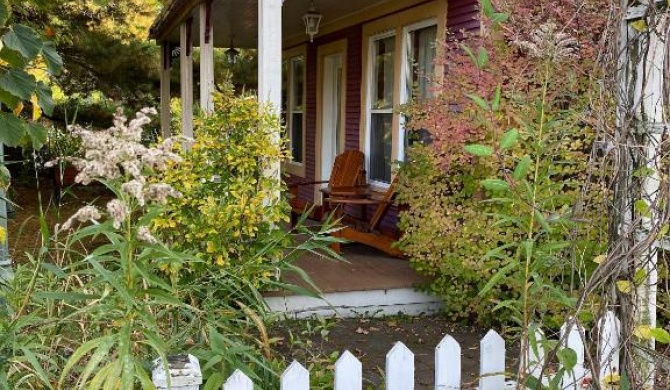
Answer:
[
  {"xmin": 154, "ymin": 91, "xmax": 290, "ymax": 283},
  {"xmin": 397, "ymin": 10, "xmax": 609, "ymax": 326}
]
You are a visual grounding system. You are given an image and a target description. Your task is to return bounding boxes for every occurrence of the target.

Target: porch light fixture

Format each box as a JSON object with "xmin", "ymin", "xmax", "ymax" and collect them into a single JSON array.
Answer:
[
  {"xmin": 226, "ymin": 37, "xmax": 239, "ymax": 64},
  {"xmin": 302, "ymin": 0, "xmax": 322, "ymax": 43}
]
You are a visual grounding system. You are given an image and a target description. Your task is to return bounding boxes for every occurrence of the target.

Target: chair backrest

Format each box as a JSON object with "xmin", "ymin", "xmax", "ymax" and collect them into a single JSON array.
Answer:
[
  {"xmin": 368, "ymin": 176, "xmax": 398, "ymax": 231},
  {"xmin": 328, "ymin": 150, "xmax": 366, "ymax": 188}
]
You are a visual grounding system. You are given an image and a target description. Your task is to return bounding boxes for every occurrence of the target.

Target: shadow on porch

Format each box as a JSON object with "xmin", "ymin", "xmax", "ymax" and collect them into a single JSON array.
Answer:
[{"xmin": 265, "ymin": 243, "xmax": 442, "ymax": 318}]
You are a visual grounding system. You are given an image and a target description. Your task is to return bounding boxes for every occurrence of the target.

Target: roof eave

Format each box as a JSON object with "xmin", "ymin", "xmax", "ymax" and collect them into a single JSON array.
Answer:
[{"xmin": 149, "ymin": 0, "xmax": 196, "ymax": 41}]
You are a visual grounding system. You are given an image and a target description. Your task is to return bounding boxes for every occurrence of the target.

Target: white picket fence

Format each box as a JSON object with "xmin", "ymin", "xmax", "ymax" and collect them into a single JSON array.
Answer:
[{"xmin": 153, "ymin": 311, "xmax": 624, "ymax": 390}]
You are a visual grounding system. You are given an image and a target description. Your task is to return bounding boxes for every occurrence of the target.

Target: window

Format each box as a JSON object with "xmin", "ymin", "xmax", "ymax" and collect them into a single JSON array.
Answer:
[
  {"xmin": 363, "ymin": 13, "xmax": 443, "ymax": 186},
  {"xmin": 406, "ymin": 23, "xmax": 437, "ymax": 101},
  {"xmin": 282, "ymin": 56, "xmax": 305, "ymax": 164},
  {"xmin": 401, "ymin": 21, "xmax": 438, "ymax": 156},
  {"xmin": 367, "ymin": 34, "xmax": 395, "ymax": 184}
]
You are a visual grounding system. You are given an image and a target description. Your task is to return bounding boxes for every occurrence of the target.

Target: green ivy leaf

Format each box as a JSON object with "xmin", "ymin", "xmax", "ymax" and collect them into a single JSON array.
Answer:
[
  {"xmin": 557, "ymin": 348, "xmax": 577, "ymax": 371},
  {"xmin": 35, "ymin": 80, "xmax": 55, "ymax": 115},
  {"xmin": 0, "ymin": 46, "xmax": 28, "ymax": 68},
  {"xmin": 635, "ymin": 199, "xmax": 651, "ymax": 218},
  {"xmin": 513, "ymin": 155, "xmax": 531, "ymax": 180},
  {"xmin": 477, "ymin": 47, "xmax": 489, "ymax": 68},
  {"xmin": 481, "ymin": 178, "xmax": 509, "ymax": 192},
  {"xmin": 26, "ymin": 122, "xmax": 47, "ymax": 148},
  {"xmin": 499, "ymin": 128, "xmax": 519, "ymax": 150},
  {"xmin": 650, "ymin": 328, "xmax": 670, "ymax": 344},
  {"xmin": 0, "ymin": 68, "xmax": 35, "ymax": 100},
  {"xmin": 0, "ymin": 0, "xmax": 10, "ymax": 28},
  {"xmin": 480, "ymin": 0, "xmax": 494, "ymax": 17},
  {"xmin": 464, "ymin": 144, "xmax": 493, "ymax": 157},
  {"xmin": 41, "ymin": 41, "xmax": 63, "ymax": 75},
  {"xmin": 491, "ymin": 12, "xmax": 509, "ymax": 24},
  {"xmin": 3, "ymin": 24, "xmax": 42, "ymax": 61},
  {"xmin": 460, "ymin": 44, "xmax": 477, "ymax": 67},
  {"xmin": 466, "ymin": 94, "xmax": 489, "ymax": 111},
  {"xmin": 492, "ymin": 84, "xmax": 501, "ymax": 111},
  {"xmin": 0, "ymin": 113, "xmax": 28, "ymax": 147}
]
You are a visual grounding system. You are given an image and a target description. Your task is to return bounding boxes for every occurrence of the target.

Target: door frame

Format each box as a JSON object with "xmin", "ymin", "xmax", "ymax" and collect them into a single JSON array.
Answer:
[{"xmin": 315, "ymin": 39, "xmax": 348, "ymax": 204}]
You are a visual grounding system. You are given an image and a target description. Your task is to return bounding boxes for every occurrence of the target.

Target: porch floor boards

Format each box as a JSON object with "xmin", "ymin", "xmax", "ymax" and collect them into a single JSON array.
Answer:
[{"xmin": 279, "ymin": 243, "xmax": 428, "ymax": 294}]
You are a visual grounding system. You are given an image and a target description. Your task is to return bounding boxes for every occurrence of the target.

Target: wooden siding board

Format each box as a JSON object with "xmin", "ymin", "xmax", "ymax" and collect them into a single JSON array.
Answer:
[{"xmin": 292, "ymin": 0, "xmax": 480, "ymax": 234}]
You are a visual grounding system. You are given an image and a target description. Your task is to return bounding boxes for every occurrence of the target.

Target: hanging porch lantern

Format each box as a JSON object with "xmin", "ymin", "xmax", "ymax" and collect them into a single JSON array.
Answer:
[
  {"xmin": 302, "ymin": 0, "xmax": 322, "ymax": 43},
  {"xmin": 226, "ymin": 37, "xmax": 239, "ymax": 64}
]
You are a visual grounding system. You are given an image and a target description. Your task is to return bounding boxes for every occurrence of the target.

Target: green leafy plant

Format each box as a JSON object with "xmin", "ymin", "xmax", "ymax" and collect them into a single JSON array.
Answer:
[{"xmin": 155, "ymin": 91, "xmax": 291, "ymax": 283}]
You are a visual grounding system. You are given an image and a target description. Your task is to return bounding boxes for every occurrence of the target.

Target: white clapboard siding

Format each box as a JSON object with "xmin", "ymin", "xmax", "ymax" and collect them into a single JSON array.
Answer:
[
  {"xmin": 479, "ymin": 329, "xmax": 506, "ymax": 390},
  {"xmin": 561, "ymin": 320, "xmax": 587, "ymax": 390},
  {"xmin": 598, "ymin": 311, "xmax": 621, "ymax": 385},
  {"xmin": 335, "ymin": 351, "xmax": 362, "ymax": 390},
  {"xmin": 281, "ymin": 361, "xmax": 309, "ymax": 390},
  {"xmin": 435, "ymin": 335, "xmax": 460, "ymax": 389},
  {"xmin": 386, "ymin": 341, "xmax": 415, "ymax": 390},
  {"xmin": 156, "ymin": 312, "xmax": 634, "ymax": 390}
]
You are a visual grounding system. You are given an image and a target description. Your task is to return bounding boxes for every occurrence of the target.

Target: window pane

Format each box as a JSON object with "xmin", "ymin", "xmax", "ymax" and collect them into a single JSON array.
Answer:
[
  {"xmin": 370, "ymin": 113, "xmax": 393, "ymax": 183},
  {"xmin": 408, "ymin": 25, "xmax": 437, "ymax": 100},
  {"xmin": 291, "ymin": 57, "xmax": 304, "ymax": 111},
  {"xmin": 291, "ymin": 113, "xmax": 303, "ymax": 163},
  {"xmin": 371, "ymin": 36, "xmax": 395, "ymax": 110}
]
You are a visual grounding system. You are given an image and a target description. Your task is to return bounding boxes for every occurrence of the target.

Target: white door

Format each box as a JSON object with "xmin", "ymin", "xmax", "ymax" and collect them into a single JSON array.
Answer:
[{"xmin": 321, "ymin": 53, "xmax": 344, "ymax": 182}]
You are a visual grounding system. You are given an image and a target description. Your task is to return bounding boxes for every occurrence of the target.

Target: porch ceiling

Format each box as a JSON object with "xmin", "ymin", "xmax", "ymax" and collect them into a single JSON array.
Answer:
[{"xmin": 152, "ymin": 0, "xmax": 399, "ymax": 48}]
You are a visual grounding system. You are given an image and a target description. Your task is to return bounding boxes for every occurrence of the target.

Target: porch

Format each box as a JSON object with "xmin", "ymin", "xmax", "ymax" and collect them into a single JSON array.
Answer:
[{"xmin": 265, "ymin": 243, "xmax": 442, "ymax": 318}]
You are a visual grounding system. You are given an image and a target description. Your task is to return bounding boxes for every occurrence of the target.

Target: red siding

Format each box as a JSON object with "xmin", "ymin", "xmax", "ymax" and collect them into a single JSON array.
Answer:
[
  {"xmin": 292, "ymin": 25, "xmax": 363, "ymax": 204},
  {"xmin": 447, "ymin": 0, "xmax": 480, "ymax": 38},
  {"xmin": 290, "ymin": 0, "xmax": 480, "ymax": 237}
]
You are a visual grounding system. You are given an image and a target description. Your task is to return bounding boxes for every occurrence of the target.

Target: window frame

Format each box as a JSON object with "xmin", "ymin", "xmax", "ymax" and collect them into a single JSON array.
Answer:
[
  {"xmin": 398, "ymin": 18, "xmax": 438, "ymax": 162},
  {"xmin": 282, "ymin": 48, "xmax": 307, "ymax": 177},
  {"xmin": 365, "ymin": 29, "xmax": 397, "ymax": 188}
]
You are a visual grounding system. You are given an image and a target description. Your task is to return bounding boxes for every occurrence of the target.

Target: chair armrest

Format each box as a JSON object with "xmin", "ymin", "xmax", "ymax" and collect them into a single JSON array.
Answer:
[{"xmin": 287, "ymin": 180, "xmax": 329, "ymax": 188}]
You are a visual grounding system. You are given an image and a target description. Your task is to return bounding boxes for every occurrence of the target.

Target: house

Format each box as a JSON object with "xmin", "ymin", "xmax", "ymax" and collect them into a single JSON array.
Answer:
[{"xmin": 149, "ymin": 0, "xmax": 479, "ymax": 317}]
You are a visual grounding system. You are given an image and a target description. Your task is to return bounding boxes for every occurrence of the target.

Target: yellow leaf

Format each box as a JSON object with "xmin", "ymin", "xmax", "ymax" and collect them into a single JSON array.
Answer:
[
  {"xmin": 0, "ymin": 226, "xmax": 6, "ymax": 244},
  {"xmin": 593, "ymin": 254, "xmax": 606, "ymax": 264},
  {"xmin": 616, "ymin": 280, "xmax": 633, "ymax": 294},
  {"xmin": 13, "ymin": 102, "xmax": 23, "ymax": 116},
  {"xmin": 634, "ymin": 324, "xmax": 652, "ymax": 340},
  {"xmin": 215, "ymin": 255, "xmax": 225, "ymax": 266},
  {"xmin": 30, "ymin": 95, "xmax": 42, "ymax": 121},
  {"xmin": 631, "ymin": 19, "xmax": 648, "ymax": 32},
  {"xmin": 602, "ymin": 373, "xmax": 620, "ymax": 385},
  {"xmin": 206, "ymin": 241, "xmax": 216, "ymax": 253}
]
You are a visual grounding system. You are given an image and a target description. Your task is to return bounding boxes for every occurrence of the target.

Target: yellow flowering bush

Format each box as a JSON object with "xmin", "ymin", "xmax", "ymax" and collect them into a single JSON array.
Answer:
[{"xmin": 155, "ymin": 91, "xmax": 290, "ymax": 281}]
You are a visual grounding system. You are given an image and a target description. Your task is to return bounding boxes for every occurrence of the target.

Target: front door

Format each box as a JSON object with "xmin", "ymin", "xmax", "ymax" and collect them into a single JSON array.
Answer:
[{"xmin": 320, "ymin": 52, "xmax": 344, "ymax": 183}]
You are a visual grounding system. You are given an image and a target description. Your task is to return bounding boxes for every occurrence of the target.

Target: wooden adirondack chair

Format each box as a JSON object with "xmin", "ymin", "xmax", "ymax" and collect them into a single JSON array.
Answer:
[
  {"xmin": 288, "ymin": 150, "xmax": 367, "ymax": 226},
  {"xmin": 326, "ymin": 176, "xmax": 403, "ymax": 257}
]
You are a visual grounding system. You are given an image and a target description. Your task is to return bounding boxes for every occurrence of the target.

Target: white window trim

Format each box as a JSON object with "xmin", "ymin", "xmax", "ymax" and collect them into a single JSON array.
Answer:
[
  {"xmin": 398, "ymin": 18, "xmax": 438, "ymax": 162},
  {"xmin": 365, "ymin": 30, "xmax": 396, "ymax": 189},
  {"xmin": 284, "ymin": 54, "xmax": 306, "ymax": 176}
]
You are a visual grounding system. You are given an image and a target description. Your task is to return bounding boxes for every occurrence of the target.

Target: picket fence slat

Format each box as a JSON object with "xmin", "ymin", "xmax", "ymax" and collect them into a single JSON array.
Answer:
[
  {"xmin": 386, "ymin": 341, "xmax": 415, "ymax": 390},
  {"xmin": 281, "ymin": 361, "xmax": 309, "ymax": 390},
  {"xmin": 435, "ymin": 335, "xmax": 460, "ymax": 390},
  {"xmin": 223, "ymin": 370, "xmax": 253, "ymax": 390},
  {"xmin": 154, "ymin": 311, "xmax": 632, "ymax": 390},
  {"xmin": 335, "ymin": 350, "xmax": 362, "ymax": 390},
  {"xmin": 599, "ymin": 310, "xmax": 621, "ymax": 384},
  {"xmin": 561, "ymin": 320, "xmax": 586, "ymax": 390},
  {"xmin": 479, "ymin": 330, "xmax": 505, "ymax": 390},
  {"xmin": 527, "ymin": 327, "xmax": 546, "ymax": 382}
]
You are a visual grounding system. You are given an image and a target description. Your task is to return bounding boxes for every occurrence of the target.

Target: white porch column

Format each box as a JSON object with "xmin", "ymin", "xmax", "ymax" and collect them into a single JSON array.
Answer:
[
  {"xmin": 258, "ymin": 0, "xmax": 283, "ymax": 112},
  {"xmin": 180, "ymin": 17, "xmax": 194, "ymax": 140},
  {"xmin": 258, "ymin": 0, "xmax": 283, "ymax": 189},
  {"xmin": 199, "ymin": 0, "xmax": 215, "ymax": 115},
  {"xmin": 160, "ymin": 41, "xmax": 172, "ymax": 138}
]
